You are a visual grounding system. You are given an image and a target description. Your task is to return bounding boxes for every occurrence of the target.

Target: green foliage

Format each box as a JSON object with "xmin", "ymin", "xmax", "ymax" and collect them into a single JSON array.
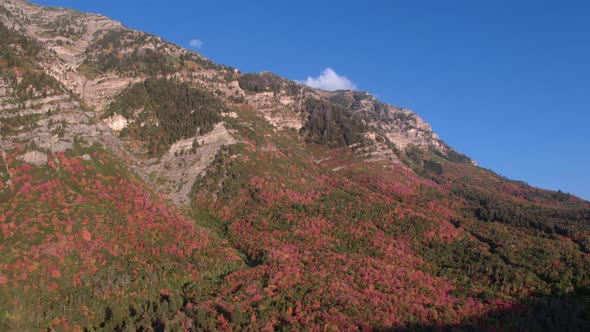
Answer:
[
  {"xmin": 179, "ymin": 52, "xmax": 224, "ymax": 71},
  {"xmin": 0, "ymin": 21, "xmax": 42, "ymax": 68},
  {"xmin": 0, "ymin": 4, "xmax": 13, "ymax": 18},
  {"xmin": 40, "ymin": 13, "xmax": 87, "ymax": 40},
  {"xmin": 423, "ymin": 159, "xmax": 444, "ymax": 175},
  {"xmin": 329, "ymin": 91, "xmax": 388, "ymax": 118},
  {"xmin": 81, "ymin": 29, "xmax": 177, "ymax": 76},
  {"xmin": 300, "ymin": 98, "xmax": 366, "ymax": 147},
  {"xmin": 238, "ymin": 72, "xmax": 300, "ymax": 95},
  {"xmin": 2, "ymin": 4, "xmax": 590, "ymax": 330},
  {"xmin": 403, "ymin": 145, "xmax": 444, "ymax": 176},
  {"xmin": 404, "ymin": 144, "xmax": 425, "ymax": 167},
  {"xmin": 0, "ymin": 144, "xmax": 243, "ymax": 330},
  {"xmin": 14, "ymin": 71, "xmax": 61, "ymax": 100},
  {"xmin": 105, "ymin": 77, "xmax": 225, "ymax": 156},
  {"xmin": 434, "ymin": 148, "xmax": 473, "ymax": 164},
  {"xmin": 192, "ymin": 144, "xmax": 249, "ymax": 204},
  {"xmin": 0, "ymin": 113, "xmax": 43, "ymax": 136},
  {"xmin": 453, "ymin": 186, "xmax": 590, "ymax": 242}
]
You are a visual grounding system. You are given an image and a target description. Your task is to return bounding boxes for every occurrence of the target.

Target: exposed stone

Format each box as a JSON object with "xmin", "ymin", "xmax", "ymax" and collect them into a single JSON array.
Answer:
[
  {"xmin": 50, "ymin": 140, "xmax": 73, "ymax": 153},
  {"xmin": 243, "ymin": 91, "xmax": 304, "ymax": 131},
  {"xmin": 18, "ymin": 150, "xmax": 48, "ymax": 166},
  {"xmin": 104, "ymin": 114, "xmax": 128, "ymax": 132},
  {"xmin": 224, "ymin": 112, "xmax": 239, "ymax": 119},
  {"xmin": 146, "ymin": 123, "xmax": 237, "ymax": 205},
  {"xmin": 0, "ymin": 0, "xmax": 476, "ymax": 212}
]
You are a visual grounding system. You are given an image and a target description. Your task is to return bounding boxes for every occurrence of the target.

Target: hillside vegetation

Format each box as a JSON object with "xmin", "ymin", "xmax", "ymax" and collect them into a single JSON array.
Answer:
[
  {"xmin": 0, "ymin": 1, "xmax": 589, "ymax": 331},
  {"xmin": 104, "ymin": 78, "xmax": 224, "ymax": 156}
]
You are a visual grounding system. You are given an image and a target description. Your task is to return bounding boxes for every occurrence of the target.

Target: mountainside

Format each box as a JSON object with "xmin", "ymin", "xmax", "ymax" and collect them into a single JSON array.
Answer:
[{"xmin": 1, "ymin": 0, "xmax": 589, "ymax": 331}]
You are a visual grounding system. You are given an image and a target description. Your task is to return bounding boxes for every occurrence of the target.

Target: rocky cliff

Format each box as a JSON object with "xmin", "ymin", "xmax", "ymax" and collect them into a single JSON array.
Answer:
[{"xmin": 1, "ymin": 1, "xmax": 589, "ymax": 331}]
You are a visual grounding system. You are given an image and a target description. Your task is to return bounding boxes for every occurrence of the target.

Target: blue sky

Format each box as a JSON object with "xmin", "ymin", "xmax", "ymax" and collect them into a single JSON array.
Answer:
[{"xmin": 33, "ymin": 0, "xmax": 590, "ymax": 200}]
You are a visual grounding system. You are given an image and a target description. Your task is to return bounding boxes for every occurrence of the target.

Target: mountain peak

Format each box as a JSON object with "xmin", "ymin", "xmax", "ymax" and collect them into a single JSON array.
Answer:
[{"xmin": 1, "ymin": 2, "xmax": 588, "ymax": 331}]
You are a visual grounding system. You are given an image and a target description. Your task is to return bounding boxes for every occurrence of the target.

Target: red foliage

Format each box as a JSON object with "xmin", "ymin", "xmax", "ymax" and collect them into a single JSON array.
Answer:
[
  {"xmin": 81, "ymin": 230, "xmax": 92, "ymax": 242},
  {"xmin": 19, "ymin": 163, "xmax": 34, "ymax": 173}
]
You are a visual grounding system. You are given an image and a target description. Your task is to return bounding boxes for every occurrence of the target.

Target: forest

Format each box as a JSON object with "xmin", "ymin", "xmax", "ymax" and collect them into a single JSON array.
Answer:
[
  {"xmin": 0, "ymin": 21, "xmax": 41, "ymax": 68},
  {"xmin": 104, "ymin": 77, "xmax": 224, "ymax": 156},
  {"xmin": 238, "ymin": 72, "xmax": 300, "ymax": 95},
  {"xmin": 80, "ymin": 29, "xmax": 178, "ymax": 76},
  {"xmin": 1, "ymin": 2, "xmax": 589, "ymax": 330},
  {"xmin": 301, "ymin": 98, "xmax": 366, "ymax": 147}
]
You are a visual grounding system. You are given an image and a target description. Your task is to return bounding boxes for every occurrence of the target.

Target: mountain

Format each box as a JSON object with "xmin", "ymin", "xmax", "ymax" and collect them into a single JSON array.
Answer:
[{"xmin": 1, "ymin": 0, "xmax": 589, "ymax": 330}]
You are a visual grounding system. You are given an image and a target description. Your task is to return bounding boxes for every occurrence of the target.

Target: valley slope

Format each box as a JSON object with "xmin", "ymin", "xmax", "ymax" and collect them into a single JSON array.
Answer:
[{"xmin": 1, "ymin": 0, "xmax": 589, "ymax": 331}]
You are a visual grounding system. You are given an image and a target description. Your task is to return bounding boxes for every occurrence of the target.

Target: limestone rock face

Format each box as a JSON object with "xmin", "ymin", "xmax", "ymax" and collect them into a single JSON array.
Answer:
[
  {"xmin": 0, "ymin": 0, "xmax": 474, "ymax": 210},
  {"xmin": 104, "ymin": 114, "xmax": 128, "ymax": 132},
  {"xmin": 18, "ymin": 150, "xmax": 48, "ymax": 166}
]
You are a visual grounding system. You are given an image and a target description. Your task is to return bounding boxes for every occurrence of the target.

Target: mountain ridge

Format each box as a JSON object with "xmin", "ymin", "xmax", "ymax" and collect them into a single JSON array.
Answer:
[
  {"xmin": 2, "ymin": 0, "xmax": 484, "ymax": 207},
  {"xmin": 1, "ymin": 0, "xmax": 589, "ymax": 330},
  {"xmin": 4, "ymin": 0, "xmax": 475, "ymax": 165}
]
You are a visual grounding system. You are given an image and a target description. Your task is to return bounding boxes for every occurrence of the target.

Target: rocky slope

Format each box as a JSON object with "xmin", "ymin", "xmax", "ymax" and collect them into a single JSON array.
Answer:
[
  {"xmin": 1, "ymin": 0, "xmax": 474, "ymax": 205},
  {"xmin": 1, "ymin": 0, "xmax": 589, "ymax": 331}
]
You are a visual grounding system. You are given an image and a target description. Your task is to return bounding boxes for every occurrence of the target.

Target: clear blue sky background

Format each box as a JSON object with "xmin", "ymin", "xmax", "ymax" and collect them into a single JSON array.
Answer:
[{"xmin": 33, "ymin": 0, "xmax": 590, "ymax": 200}]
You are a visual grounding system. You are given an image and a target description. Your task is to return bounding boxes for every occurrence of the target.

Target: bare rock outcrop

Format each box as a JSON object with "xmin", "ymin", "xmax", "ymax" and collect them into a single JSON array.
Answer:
[
  {"xmin": 146, "ymin": 123, "xmax": 237, "ymax": 205},
  {"xmin": 17, "ymin": 150, "xmax": 48, "ymax": 166}
]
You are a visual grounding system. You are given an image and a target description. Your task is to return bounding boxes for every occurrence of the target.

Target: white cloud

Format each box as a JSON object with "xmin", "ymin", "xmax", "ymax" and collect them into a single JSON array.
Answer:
[
  {"xmin": 302, "ymin": 68, "xmax": 357, "ymax": 91},
  {"xmin": 189, "ymin": 39, "xmax": 204, "ymax": 49}
]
